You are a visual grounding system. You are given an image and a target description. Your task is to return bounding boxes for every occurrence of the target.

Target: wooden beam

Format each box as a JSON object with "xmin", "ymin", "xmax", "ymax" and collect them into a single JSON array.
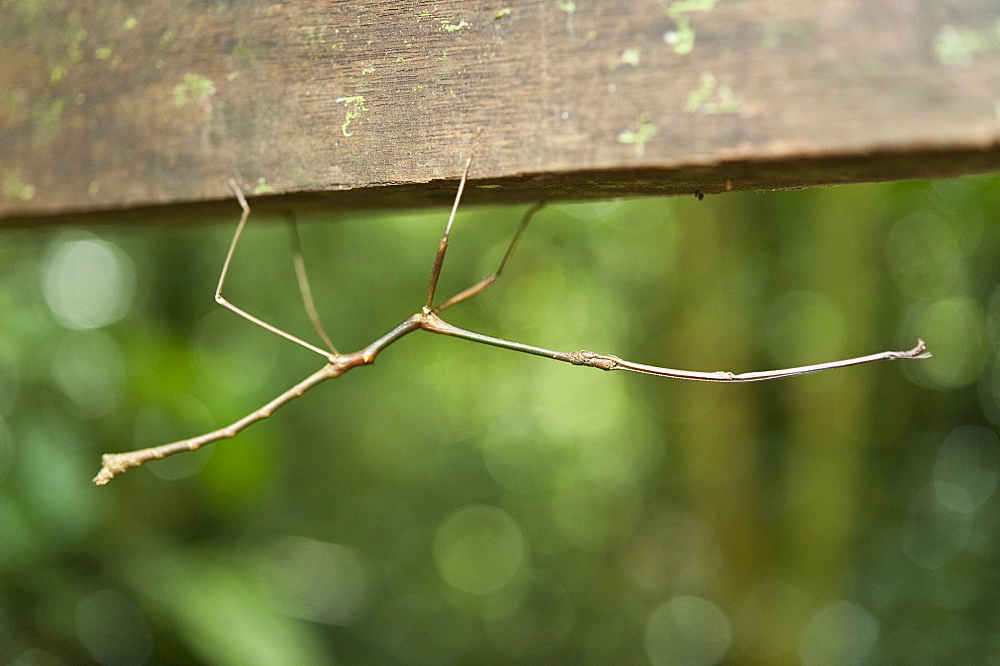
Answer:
[{"xmin": 3, "ymin": 1, "xmax": 1000, "ymax": 227}]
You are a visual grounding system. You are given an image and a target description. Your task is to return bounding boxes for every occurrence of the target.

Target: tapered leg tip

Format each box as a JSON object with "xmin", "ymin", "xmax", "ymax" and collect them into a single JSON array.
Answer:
[
  {"xmin": 910, "ymin": 339, "xmax": 931, "ymax": 359},
  {"xmin": 92, "ymin": 453, "xmax": 134, "ymax": 486}
]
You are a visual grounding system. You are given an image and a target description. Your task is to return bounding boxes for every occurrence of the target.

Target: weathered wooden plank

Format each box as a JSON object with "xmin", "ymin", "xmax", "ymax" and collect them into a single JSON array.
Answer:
[{"xmin": 2, "ymin": 0, "xmax": 999, "ymax": 227}]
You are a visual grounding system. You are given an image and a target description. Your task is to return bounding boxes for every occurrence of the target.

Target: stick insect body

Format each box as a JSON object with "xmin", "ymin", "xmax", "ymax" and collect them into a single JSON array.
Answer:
[{"xmin": 93, "ymin": 137, "xmax": 930, "ymax": 484}]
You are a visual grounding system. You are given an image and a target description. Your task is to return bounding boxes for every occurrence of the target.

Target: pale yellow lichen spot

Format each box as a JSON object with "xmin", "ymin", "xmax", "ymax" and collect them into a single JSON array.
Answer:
[
  {"xmin": 663, "ymin": 0, "xmax": 718, "ymax": 54},
  {"xmin": 336, "ymin": 95, "xmax": 367, "ymax": 137},
  {"xmin": 618, "ymin": 124, "xmax": 658, "ymax": 157},
  {"xmin": 173, "ymin": 73, "xmax": 216, "ymax": 107},
  {"xmin": 933, "ymin": 25, "xmax": 990, "ymax": 67},
  {"xmin": 621, "ymin": 48, "xmax": 641, "ymax": 66},
  {"xmin": 685, "ymin": 72, "xmax": 742, "ymax": 114},
  {"xmin": 3, "ymin": 169, "xmax": 36, "ymax": 201}
]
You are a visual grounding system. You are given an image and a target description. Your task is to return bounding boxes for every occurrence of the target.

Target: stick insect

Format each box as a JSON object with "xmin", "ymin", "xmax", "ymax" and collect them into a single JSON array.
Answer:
[{"xmin": 93, "ymin": 135, "xmax": 930, "ymax": 485}]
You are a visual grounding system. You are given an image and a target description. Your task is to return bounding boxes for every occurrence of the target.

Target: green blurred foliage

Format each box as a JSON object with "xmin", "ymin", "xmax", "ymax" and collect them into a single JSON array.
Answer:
[{"xmin": 1, "ymin": 175, "xmax": 999, "ymax": 664}]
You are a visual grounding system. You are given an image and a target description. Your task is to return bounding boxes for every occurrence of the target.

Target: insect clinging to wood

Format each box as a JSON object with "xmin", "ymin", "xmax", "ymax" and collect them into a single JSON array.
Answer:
[{"xmin": 92, "ymin": 132, "xmax": 930, "ymax": 485}]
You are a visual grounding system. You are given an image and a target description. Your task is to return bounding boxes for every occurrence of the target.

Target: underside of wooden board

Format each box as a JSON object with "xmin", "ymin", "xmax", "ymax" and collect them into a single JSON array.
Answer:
[{"xmin": 2, "ymin": 0, "xmax": 999, "ymax": 227}]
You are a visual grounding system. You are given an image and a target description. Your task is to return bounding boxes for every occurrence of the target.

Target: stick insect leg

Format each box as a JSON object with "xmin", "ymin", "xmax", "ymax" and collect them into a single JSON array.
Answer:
[
  {"xmin": 433, "ymin": 201, "xmax": 546, "ymax": 313},
  {"xmin": 217, "ymin": 180, "xmax": 337, "ymax": 361},
  {"xmin": 286, "ymin": 212, "xmax": 337, "ymax": 353},
  {"xmin": 425, "ymin": 129, "xmax": 482, "ymax": 311}
]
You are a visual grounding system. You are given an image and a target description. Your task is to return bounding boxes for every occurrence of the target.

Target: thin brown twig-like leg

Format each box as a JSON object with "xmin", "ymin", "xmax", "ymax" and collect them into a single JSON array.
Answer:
[
  {"xmin": 418, "ymin": 312, "xmax": 930, "ymax": 381},
  {"xmin": 94, "ymin": 363, "xmax": 341, "ymax": 484},
  {"xmin": 286, "ymin": 212, "xmax": 337, "ymax": 353},
  {"xmin": 217, "ymin": 180, "xmax": 336, "ymax": 361},
  {"xmin": 425, "ymin": 128, "xmax": 482, "ymax": 311},
  {"xmin": 93, "ymin": 315, "xmax": 424, "ymax": 485},
  {"xmin": 433, "ymin": 201, "xmax": 546, "ymax": 313}
]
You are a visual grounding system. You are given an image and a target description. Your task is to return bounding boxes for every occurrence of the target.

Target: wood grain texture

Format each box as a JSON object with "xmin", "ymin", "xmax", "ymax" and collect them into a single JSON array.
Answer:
[{"xmin": 2, "ymin": 0, "xmax": 999, "ymax": 227}]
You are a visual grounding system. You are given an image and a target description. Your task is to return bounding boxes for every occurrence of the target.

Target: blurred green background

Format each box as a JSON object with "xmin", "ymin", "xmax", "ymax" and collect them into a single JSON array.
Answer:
[{"xmin": 1, "ymin": 174, "xmax": 998, "ymax": 664}]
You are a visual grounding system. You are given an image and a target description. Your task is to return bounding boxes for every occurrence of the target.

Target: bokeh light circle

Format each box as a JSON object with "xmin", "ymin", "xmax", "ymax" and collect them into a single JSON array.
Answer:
[
  {"xmin": 43, "ymin": 234, "xmax": 135, "ymax": 330},
  {"xmin": 433, "ymin": 504, "xmax": 525, "ymax": 594},
  {"xmin": 644, "ymin": 595, "xmax": 731, "ymax": 666}
]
